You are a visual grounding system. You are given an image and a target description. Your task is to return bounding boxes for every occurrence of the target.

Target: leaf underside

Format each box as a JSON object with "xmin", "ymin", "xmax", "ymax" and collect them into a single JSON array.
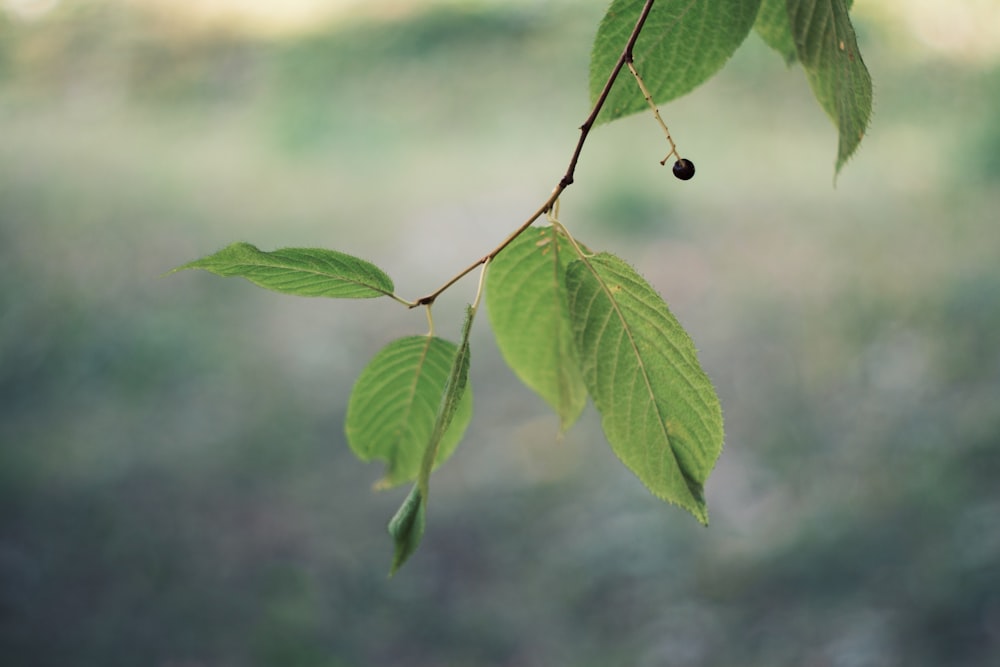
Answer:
[
  {"xmin": 590, "ymin": 0, "xmax": 763, "ymax": 124},
  {"xmin": 787, "ymin": 0, "xmax": 872, "ymax": 173},
  {"xmin": 754, "ymin": 0, "xmax": 797, "ymax": 64},
  {"xmin": 565, "ymin": 252, "xmax": 723, "ymax": 524},
  {"xmin": 172, "ymin": 242, "xmax": 395, "ymax": 298},
  {"xmin": 345, "ymin": 336, "xmax": 472, "ymax": 489},
  {"xmin": 486, "ymin": 226, "xmax": 588, "ymax": 431}
]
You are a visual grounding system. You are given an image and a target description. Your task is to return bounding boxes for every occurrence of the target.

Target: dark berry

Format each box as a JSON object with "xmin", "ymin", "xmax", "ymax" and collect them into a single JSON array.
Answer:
[{"xmin": 672, "ymin": 158, "xmax": 696, "ymax": 181}]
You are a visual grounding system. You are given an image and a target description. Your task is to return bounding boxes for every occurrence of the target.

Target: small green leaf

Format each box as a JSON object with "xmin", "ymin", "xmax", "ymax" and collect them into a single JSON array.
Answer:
[
  {"xmin": 417, "ymin": 305, "xmax": 476, "ymax": 499},
  {"xmin": 754, "ymin": 0, "xmax": 797, "ymax": 64},
  {"xmin": 388, "ymin": 484, "xmax": 425, "ymax": 576},
  {"xmin": 590, "ymin": 0, "xmax": 763, "ymax": 124},
  {"xmin": 787, "ymin": 0, "xmax": 872, "ymax": 173},
  {"xmin": 346, "ymin": 336, "xmax": 472, "ymax": 488},
  {"xmin": 486, "ymin": 226, "xmax": 587, "ymax": 431},
  {"xmin": 565, "ymin": 253, "xmax": 723, "ymax": 524},
  {"xmin": 172, "ymin": 242, "xmax": 395, "ymax": 299}
]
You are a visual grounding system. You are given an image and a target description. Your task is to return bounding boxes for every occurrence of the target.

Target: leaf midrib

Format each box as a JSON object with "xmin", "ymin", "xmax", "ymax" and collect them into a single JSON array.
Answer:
[
  {"xmin": 576, "ymin": 254, "xmax": 700, "ymax": 495},
  {"xmin": 394, "ymin": 336, "xmax": 436, "ymax": 470},
  {"xmin": 232, "ymin": 258, "xmax": 394, "ymax": 297}
]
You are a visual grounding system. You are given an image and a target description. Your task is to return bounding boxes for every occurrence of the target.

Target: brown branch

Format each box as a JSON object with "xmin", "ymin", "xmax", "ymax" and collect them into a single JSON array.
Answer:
[
  {"xmin": 560, "ymin": 0, "xmax": 656, "ymax": 188},
  {"xmin": 413, "ymin": 0, "xmax": 657, "ymax": 308}
]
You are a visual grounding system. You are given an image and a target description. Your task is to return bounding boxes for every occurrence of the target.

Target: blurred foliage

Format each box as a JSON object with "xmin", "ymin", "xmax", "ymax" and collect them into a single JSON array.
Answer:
[
  {"xmin": 1, "ymin": 1, "xmax": 998, "ymax": 666},
  {"xmin": 972, "ymin": 69, "xmax": 1000, "ymax": 182}
]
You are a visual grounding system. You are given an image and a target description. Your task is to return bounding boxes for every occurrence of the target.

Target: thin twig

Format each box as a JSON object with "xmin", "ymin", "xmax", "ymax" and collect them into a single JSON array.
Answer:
[
  {"xmin": 561, "ymin": 0, "xmax": 658, "ymax": 188},
  {"xmin": 412, "ymin": 0, "xmax": 657, "ymax": 308}
]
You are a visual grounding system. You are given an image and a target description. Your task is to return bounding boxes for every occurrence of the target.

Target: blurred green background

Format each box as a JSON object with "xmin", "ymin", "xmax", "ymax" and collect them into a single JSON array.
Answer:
[{"xmin": 2, "ymin": 0, "xmax": 999, "ymax": 665}]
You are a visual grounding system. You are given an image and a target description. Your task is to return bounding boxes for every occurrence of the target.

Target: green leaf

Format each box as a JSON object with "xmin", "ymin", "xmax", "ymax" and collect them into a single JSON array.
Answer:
[
  {"xmin": 787, "ymin": 0, "xmax": 872, "ymax": 173},
  {"xmin": 387, "ymin": 484, "xmax": 425, "ymax": 576},
  {"xmin": 754, "ymin": 0, "xmax": 797, "ymax": 64},
  {"xmin": 172, "ymin": 242, "xmax": 395, "ymax": 299},
  {"xmin": 565, "ymin": 253, "xmax": 723, "ymax": 524},
  {"xmin": 486, "ymin": 226, "xmax": 588, "ymax": 431},
  {"xmin": 590, "ymin": 0, "xmax": 763, "ymax": 124},
  {"xmin": 417, "ymin": 305, "xmax": 476, "ymax": 499},
  {"xmin": 345, "ymin": 336, "xmax": 472, "ymax": 488}
]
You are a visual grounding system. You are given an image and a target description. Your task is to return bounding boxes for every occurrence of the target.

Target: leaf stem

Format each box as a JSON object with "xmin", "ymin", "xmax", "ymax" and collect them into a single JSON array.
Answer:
[
  {"xmin": 391, "ymin": 293, "xmax": 419, "ymax": 308},
  {"xmin": 550, "ymin": 217, "xmax": 591, "ymax": 262},
  {"xmin": 625, "ymin": 59, "xmax": 681, "ymax": 166},
  {"xmin": 411, "ymin": 0, "xmax": 658, "ymax": 308},
  {"xmin": 472, "ymin": 258, "xmax": 490, "ymax": 311}
]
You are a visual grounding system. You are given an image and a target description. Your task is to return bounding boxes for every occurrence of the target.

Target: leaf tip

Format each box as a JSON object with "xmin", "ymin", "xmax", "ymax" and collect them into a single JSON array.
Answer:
[
  {"xmin": 387, "ymin": 485, "xmax": 426, "ymax": 576},
  {"xmin": 672, "ymin": 490, "xmax": 710, "ymax": 526},
  {"xmin": 693, "ymin": 505, "xmax": 710, "ymax": 527},
  {"xmin": 161, "ymin": 265, "xmax": 187, "ymax": 278}
]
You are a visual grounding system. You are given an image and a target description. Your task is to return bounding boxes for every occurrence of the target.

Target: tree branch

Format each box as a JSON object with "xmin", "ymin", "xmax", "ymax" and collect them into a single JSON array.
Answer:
[
  {"xmin": 561, "ymin": 0, "xmax": 656, "ymax": 188},
  {"xmin": 413, "ymin": 0, "xmax": 657, "ymax": 308}
]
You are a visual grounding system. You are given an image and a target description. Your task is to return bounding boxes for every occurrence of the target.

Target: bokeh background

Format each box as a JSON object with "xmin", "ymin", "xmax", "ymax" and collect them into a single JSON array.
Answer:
[{"xmin": 2, "ymin": 0, "xmax": 999, "ymax": 665}]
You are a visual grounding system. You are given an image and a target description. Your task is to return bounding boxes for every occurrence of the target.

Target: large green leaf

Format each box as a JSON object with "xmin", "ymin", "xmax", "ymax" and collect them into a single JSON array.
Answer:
[
  {"xmin": 172, "ymin": 242, "xmax": 395, "ymax": 298},
  {"xmin": 345, "ymin": 335, "xmax": 472, "ymax": 488},
  {"xmin": 590, "ymin": 0, "xmax": 762, "ymax": 124},
  {"xmin": 486, "ymin": 226, "xmax": 587, "ymax": 431},
  {"xmin": 565, "ymin": 253, "xmax": 723, "ymax": 523},
  {"xmin": 787, "ymin": 0, "xmax": 871, "ymax": 173},
  {"xmin": 387, "ymin": 485, "xmax": 425, "ymax": 577},
  {"xmin": 754, "ymin": 0, "xmax": 797, "ymax": 64}
]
